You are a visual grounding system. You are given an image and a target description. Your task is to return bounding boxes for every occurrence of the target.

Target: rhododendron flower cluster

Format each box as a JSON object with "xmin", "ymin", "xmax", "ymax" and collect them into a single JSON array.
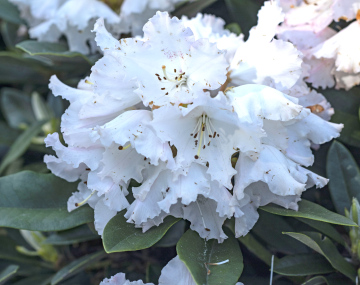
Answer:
[
  {"xmin": 278, "ymin": 0, "xmax": 360, "ymax": 90},
  {"xmin": 44, "ymin": 1, "xmax": 343, "ymax": 242}
]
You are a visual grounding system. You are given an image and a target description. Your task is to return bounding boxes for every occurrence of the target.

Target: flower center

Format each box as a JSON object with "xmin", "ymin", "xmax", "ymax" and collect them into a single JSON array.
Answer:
[
  {"xmin": 190, "ymin": 113, "xmax": 219, "ymax": 159},
  {"xmin": 155, "ymin": 65, "xmax": 188, "ymax": 95}
]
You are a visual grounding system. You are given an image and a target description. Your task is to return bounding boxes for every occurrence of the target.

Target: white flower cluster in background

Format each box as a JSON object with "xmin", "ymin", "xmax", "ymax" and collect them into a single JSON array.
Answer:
[
  {"xmin": 119, "ymin": 0, "xmax": 185, "ymax": 36},
  {"xmin": 99, "ymin": 256, "xmax": 244, "ymax": 285},
  {"xmin": 278, "ymin": 0, "xmax": 360, "ymax": 90},
  {"xmin": 10, "ymin": 0, "xmax": 185, "ymax": 54},
  {"xmin": 10, "ymin": 0, "xmax": 121, "ymax": 54},
  {"xmin": 44, "ymin": 1, "xmax": 343, "ymax": 242}
]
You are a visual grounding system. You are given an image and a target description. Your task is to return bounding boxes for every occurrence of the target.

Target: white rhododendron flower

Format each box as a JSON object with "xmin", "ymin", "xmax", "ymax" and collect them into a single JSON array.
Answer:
[
  {"xmin": 119, "ymin": 0, "xmax": 184, "ymax": 35},
  {"xmin": 45, "ymin": 2, "xmax": 342, "ymax": 242},
  {"xmin": 100, "ymin": 256, "xmax": 244, "ymax": 285},
  {"xmin": 10, "ymin": 0, "xmax": 121, "ymax": 54},
  {"xmin": 277, "ymin": 0, "xmax": 360, "ymax": 90}
]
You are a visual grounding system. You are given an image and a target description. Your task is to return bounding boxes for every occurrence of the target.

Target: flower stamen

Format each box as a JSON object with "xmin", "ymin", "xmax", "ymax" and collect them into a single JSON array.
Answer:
[{"xmin": 75, "ymin": 190, "xmax": 96, "ymax": 207}]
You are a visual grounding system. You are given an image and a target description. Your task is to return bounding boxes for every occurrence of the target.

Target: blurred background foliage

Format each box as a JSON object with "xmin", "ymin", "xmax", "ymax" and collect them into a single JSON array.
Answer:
[{"xmin": 0, "ymin": 0, "xmax": 360, "ymax": 284}]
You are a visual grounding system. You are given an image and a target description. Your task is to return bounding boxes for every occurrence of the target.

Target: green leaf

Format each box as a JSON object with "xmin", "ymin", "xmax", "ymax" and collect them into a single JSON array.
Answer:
[
  {"xmin": 322, "ymin": 87, "xmax": 360, "ymax": 147},
  {"xmin": 177, "ymin": 228, "xmax": 243, "ymax": 285},
  {"xmin": 260, "ymin": 199, "xmax": 357, "ymax": 227},
  {"xmin": 51, "ymin": 251, "xmax": 105, "ymax": 285},
  {"xmin": 301, "ymin": 276, "xmax": 329, "ymax": 285},
  {"xmin": 1, "ymin": 88, "xmax": 35, "ymax": 129},
  {"xmin": 44, "ymin": 225, "xmax": 99, "ymax": 245},
  {"xmin": 225, "ymin": 23, "xmax": 242, "ymax": 35},
  {"xmin": 0, "ymin": 0, "xmax": 24, "ymax": 24},
  {"xmin": 12, "ymin": 274, "xmax": 53, "ymax": 285},
  {"xmin": 155, "ymin": 219, "xmax": 186, "ymax": 247},
  {"xmin": 252, "ymin": 211, "xmax": 309, "ymax": 254},
  {"xmin": 296, "ymin": 218, "xmax": 345, "ymax": 245},
  {"xmin": 0, "ymin": 171, "xmax": 94, "ymax": 231},
  {"xmin": 326, "ymin": 140, "xmax": 360, "ymax": 215},
  {"xmin": 273, "ymin": 253, "xmax": 334, "ymax": 276},
  {"xmin": 173, "ymin": 0, "xmax": 216, "ymax": 18},
  {"xmin": 0, "ymin": 236, "xmax": 51, "ymax": 269},
  {"xmin": 284, "ymin": 232, "xmax": 356, "ymax": 281},
  {"xmin": 103, "ymin": 211, "xmax": 179, "ymax": 253},
  {"xmin": 0, "ymin": 52, "xmax": 50, "ymax": 84},
  {"xmin": 224, "ymin": 0, "xmax": 261, "ymax": 39},
  {"xmin": 238, "ymin": 233, "xmax": 274, "ymax": 266},
  {"xmin": 0, "ymin": 121, "xmax": 21, "ymax": 146},
  {"xmin": 0, "ymin": 265, "xmax": 19, "ymax": 284},
  {"xmin": 0, "ymin": 120, "xmax": 46, "ymax": 174},
  {"xmin": 16, "ymin": 41, "xmax": 93, "ymax": 65}
]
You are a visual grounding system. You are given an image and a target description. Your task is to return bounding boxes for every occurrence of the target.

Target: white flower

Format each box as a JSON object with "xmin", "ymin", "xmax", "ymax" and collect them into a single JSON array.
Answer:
[
  {"xmin": 94, "ymin": 12, "xmax": 228, "ymax": 107},
  {"xmin": 100, "ymin": 272, "xmax": 152, "ymax": 285},
  {"xmin": 119, "ymin": 0, "xmax": 184, "ymax": 35},
  {"xmin": 45, "ymin": 11, "xmax": 342, "ymax": 241},
  {"xmin": 10, "ymin": 0, "xmax": 121, "ymax": 54},
  {"xmin": 277, "ymin": 0, "xmax": 360, "ymax": 90}
]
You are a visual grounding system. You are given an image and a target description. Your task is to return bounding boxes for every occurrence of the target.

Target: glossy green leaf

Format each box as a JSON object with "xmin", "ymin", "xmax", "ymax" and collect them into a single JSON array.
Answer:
[
  {"xmin": 16, "ymin": 40, "xmax": 93, "ymax": 64},
  {"xmin": 51, "ymin": 251, "xmax": 105, "ymax": 285},
  {"xmin": 284, "ymin": 232, "xmax": 356, "ymax": 280},
  {"xmin": 44, "ymin": 225, "xmax": 99, "ymax": 245},
  {"xmin": 0, "ymin": 171, "xmax": 94, "ymax": 231},
  {"xmin": 322, "ymin": 87, "xmax": 360, "ymax": 147},
  {"xmin": 0, "ymin": 0, "xmax": 24, "ymax": 24},
  {"xmin": 155, "ymin": 219, "xmax": 186, "ymax": 247},
  {"xmin": 273, "ymin": 253, "xmax": 334, "ymax": 276},
  {"xmin": 326, "ymin": 140, "xmax": 360, "ymax": 215},
  {"xmin": 252, "ymin": 211, "xmax": 308, "ymax": 254},
  {"xmin": 238, "ymin": 233, "xmax": 274, "ymax": 266},
  {"xmin": 301, "ymin": 276, "xmax": 329, "ymax": 285},
  {"xmin": 173, "ymin": 0, "xmax": 216, "ymax": 18},
  {"xmin": 296, "ymin": 218, "xmax": 344, "ymax": 245},
  {"xmin": 260, "ymin": 199, "xmax": 357, "ymax": 227},
  {"xmin": 103, "ymin": 211, "xmax": 179, "ymax": 253},
  {"xmin": 0, "ymin": 265, "xmax": 19, "ymax": 284},
  {"xmin": 0, "ymin": 53, "xmax": 50, "ymax": 84},
  {"xmin": 177, "ymin": 228, "xmax": 243, "ymax": 285},
  {"xmin": 0, "ymin": 120, "xmax": 46, "ymax": 174}
]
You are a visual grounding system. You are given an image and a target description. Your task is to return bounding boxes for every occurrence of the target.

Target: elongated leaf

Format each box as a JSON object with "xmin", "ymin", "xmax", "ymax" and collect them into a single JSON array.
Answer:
[
  {"xmin": 51, "ymin": 251, "xmax": 105, "ymax": 285},
  {"xmin": 301, "ymin": 276, "xmax": 329, "ymax": 285},
  {"xmin": 326, "ymin": 141, "xmax": 360, "ymax": 215},
  {"xmin": 173, "ymin": 0, "xmax": 216, "ymax": 17},
  {"xmin": 274, "ymin": 253, "xmax": 334, "ymax": 276},
  {"xmin": 0, "ymin": 120, "xmax": 46, "ymax": 173},
  {"xmin": 260, "ymin": 199, "xmax": 357, "ymax": 226},
  {"xmin": 284, "ymin": 232, "xmax": 356, "ymax": 281},
  {"xmin": 12, "ymin": 274, "xmax": 53, "ymax": 285},
  {"xmin": 0, "ymin": 0, "xmax": 24, "ymax": 24},
  {"xmin": 177, "ymin": 228, "xmax": 243, "ymax": 285},
  {"xmin": 238, "ymin": 233, "xmax": 274, "ymax": 266},
  {"xmin": 44, "ymin": 225, "xmax": 99, "ymax": 245},
  {"xmin": 296, "ymin": 218, "xmax": 344, "ymax": 245},
  {"xmin": 16, "ymin": 41, "xmax": 93, "ymax": 64},
  {"xmin": 0, "ymin": 171, "xmax": 94, "ymax": 231},
  {"xmin": 0, "ymin": 265, "xmax": 19, "ymax": 284},
  {"xmin": 103, "ymin": 211, "xmax": 179, "ymax": 253},
  {"xmin": 0, "ymin": 53, "xmax": 50, "ymax": 84},
  {"xmin": 252, "ymin": 211, "xmax": 308, "ymax": 254}
]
